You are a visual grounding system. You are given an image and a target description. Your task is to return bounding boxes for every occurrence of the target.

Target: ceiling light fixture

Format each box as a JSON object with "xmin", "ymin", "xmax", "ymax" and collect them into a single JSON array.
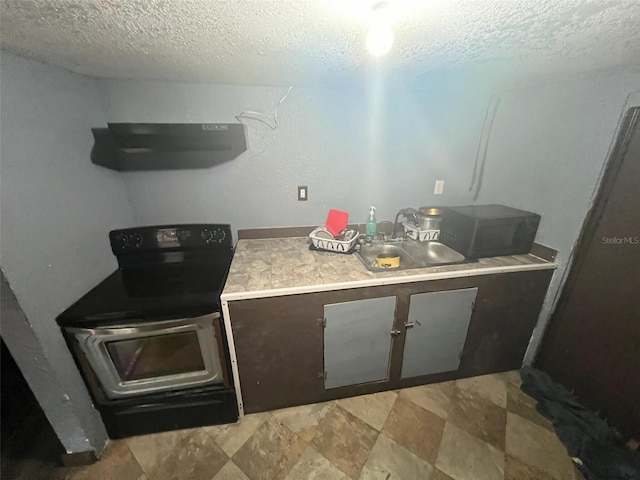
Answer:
[{"xmin": 366, "ymin": 2, "xmax": 394, "ymax": 57}]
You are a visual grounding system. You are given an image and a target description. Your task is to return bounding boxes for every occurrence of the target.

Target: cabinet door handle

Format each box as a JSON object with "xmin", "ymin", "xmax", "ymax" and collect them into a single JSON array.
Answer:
[
  {"xmin": 404, "ymin": 322, "xmax": 415, "ymax": 329},
  {"xmin": 390, "ymin": 329, "xmax": 402, "ymax": 336}
]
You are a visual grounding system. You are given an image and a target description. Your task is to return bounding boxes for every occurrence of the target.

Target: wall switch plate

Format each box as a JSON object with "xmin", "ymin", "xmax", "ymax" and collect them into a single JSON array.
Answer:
[
  {"xmin": 434, "ymin": 180, "xmax": 445, "ymax": 195},
  {"xmin": 298, "ymin": 185, "xmax": 308, "ymax": 201}
]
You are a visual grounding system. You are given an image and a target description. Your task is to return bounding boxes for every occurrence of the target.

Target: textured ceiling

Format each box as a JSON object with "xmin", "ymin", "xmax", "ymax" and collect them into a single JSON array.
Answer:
[{"xmin": 2, "ymin": 0, "xmax": 640, "ymax": 87}]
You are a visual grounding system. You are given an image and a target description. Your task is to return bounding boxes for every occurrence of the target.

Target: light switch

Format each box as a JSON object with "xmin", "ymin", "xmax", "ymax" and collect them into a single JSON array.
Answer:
[
  {"xmin": 434, "ymin": 180, "xmax": 445, "ymax": 195},
  {"xmin": 298, "ymin": 185, "xmax": 308, "ymax": 201}
]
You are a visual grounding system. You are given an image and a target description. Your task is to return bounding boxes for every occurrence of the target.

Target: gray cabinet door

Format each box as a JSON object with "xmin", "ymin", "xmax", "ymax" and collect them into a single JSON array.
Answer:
[
  {"xmin": 323, "ymin": 296, "xmax": 396, "ymax": 389},
  {"xmin": 401, "ymin": 288, "xmax": 477, "ymax": 379}
]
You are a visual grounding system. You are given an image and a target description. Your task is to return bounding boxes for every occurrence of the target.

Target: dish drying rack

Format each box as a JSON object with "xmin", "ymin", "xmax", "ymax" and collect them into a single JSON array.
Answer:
[
  {"xmin": 309, "ymin": 227, "xmax": 359, "ymax": 253},
  {"xmin": 403, "ymin": 223, "xmax": 440, "ymax": 242}
]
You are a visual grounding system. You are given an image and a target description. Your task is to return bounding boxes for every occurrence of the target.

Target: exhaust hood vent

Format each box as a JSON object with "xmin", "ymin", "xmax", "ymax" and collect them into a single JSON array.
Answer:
[{"xmin": 91, "ymin": 123, "xmax": 248, "ymax": 171}]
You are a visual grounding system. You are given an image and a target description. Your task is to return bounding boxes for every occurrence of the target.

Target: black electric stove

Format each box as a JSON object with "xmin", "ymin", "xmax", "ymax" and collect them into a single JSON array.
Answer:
[
  {"xmin": 57, "ymin": 224, "xmax": 239, "ymax": 438},
  {"xmin": 57, "ymin": 259, "xmax": 232, "ymax": 327}
]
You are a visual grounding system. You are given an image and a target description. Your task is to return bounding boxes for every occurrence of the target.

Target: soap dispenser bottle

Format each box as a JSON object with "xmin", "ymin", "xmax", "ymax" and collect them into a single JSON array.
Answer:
[{"xmin": 366, "ymin": 206, "xmax": 377, "ymax": 236}]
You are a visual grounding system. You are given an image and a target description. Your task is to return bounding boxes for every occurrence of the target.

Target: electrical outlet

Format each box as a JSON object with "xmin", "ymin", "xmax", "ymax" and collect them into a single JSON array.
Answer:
[
  {"xmin": 298, "ymin": 185, "xmax": 308, "ymax": 201},
  {"xmin": 434, "ymin": 180, "xmax": 445, "ymax": 195}
]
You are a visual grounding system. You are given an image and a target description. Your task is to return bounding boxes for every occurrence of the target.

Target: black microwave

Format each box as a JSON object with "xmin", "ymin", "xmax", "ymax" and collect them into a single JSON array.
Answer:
[{"xmin": 439, "ymin": 205, "xmax": 540, "ymax": 258}]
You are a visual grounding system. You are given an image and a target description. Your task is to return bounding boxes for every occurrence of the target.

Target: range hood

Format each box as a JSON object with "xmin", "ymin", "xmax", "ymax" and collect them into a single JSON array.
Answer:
[{"xmin": 91, "ymin": 123, "xmax": 248, "ymax": 171}]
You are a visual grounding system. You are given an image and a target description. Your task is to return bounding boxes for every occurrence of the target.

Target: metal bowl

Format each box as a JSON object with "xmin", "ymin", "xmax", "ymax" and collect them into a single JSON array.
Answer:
[
  {"xmin": 417, "ymin": 207, "xmax": 443, "ymax": 231},
  {"xmin": 418, "ymin": 207, "xmax": 444, "ymax": 216}
]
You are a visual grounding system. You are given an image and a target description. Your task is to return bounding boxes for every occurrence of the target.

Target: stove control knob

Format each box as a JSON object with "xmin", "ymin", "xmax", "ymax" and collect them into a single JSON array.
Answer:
[
  {"xmin": 126, "ymin": 233, "xmax": 143, "ymax": 249},
  {"xmin": 114, "ymin": 233, "xmax": 129, "ymax": 249},
  {"xmin": 134, "ymin": 233, "xmax": 143, "ymax": 248},
  {"xmin": 211, "ymin": 228, "xmax": 227, "ymax": 244},
  {"xmin": 201, "ymin": 228, "xmax": 212, "ymax": 243},
  {"xmin": 201, "ymin": 228, "xmax": 226, "ymax": 244}
]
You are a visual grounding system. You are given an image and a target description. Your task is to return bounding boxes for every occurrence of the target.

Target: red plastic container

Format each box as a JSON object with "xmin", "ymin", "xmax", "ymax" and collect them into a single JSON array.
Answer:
[{"xmin": 325, "ymin": 209, "xmax": 349, "ymax": 238}]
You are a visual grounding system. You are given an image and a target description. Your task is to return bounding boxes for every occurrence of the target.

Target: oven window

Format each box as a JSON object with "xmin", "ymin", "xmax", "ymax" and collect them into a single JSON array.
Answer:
[{"xmin": 106, "ymin": 332, "xmax": 206, "ymax": 382}]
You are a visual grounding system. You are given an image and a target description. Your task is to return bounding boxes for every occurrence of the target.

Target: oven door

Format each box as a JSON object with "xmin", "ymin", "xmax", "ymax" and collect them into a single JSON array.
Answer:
[{"xmin": 68, "ymin": 313, "xmax": 227, "ymax": 399}]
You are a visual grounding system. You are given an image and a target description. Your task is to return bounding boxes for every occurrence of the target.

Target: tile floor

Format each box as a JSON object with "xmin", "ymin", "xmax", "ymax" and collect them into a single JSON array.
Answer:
[{"xmin": 55, "ymin": 371, "xmax": 583, "ymax": 480}]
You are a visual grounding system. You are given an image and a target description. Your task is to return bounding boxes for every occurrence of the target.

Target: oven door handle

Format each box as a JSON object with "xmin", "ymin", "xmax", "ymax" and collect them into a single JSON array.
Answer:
[{"xmin": 67, "ymin": 312, "xmax": 220, "ymax": 336}]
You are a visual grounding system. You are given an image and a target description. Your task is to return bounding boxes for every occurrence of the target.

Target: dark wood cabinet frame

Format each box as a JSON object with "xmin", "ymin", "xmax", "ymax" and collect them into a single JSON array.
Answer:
[{"xmin": 229, "ymin": 269, "xmax": 553, "ymax": 413}]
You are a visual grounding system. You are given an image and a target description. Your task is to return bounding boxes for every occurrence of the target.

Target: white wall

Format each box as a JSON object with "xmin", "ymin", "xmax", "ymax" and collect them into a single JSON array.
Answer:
[
  {"xmin": 476, "ymin": 72, "xmax": 640, "ymax": 363},
  {"xmin": 0, "ymin": 52, "xmax": 135, "ymax": 453},
  {"xmin": 101, "ymin": 71, "xmax": 640, "ymax": 367},
  {"xmin": 98, "ymin": 78, "xmax": 491, "ymax": 231},
  {"xmin": 2, "ymin": 48, "xmax": 637, "ymax": 455}
]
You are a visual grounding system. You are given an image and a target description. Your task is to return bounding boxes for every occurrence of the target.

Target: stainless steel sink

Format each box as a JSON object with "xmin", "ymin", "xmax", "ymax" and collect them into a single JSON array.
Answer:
[
  {"xmin": 356, "ymin": 244, "xmax": 420, "ymax": 272},
  {"xmin": 355, "ymin": 240, "xmax": 469, "ymax": 272},
  {"xmin": 401, "ymin": 241, "xmax": 467, "ymax": 265}
]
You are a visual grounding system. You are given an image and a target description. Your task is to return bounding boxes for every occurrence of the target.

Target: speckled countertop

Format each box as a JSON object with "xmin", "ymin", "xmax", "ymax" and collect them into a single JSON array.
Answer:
[{"xmin": 220, "ymin": 237, "xmax": 556, "ymax": 301}]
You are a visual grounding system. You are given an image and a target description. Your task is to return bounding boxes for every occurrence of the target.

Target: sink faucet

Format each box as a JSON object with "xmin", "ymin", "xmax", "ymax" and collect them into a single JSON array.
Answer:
[
  {"xmin": 362, "ymin": 231, "xmax": 388, "ymax": 244},
  {"xmin": 392, "ymin": 208, "xmax": 419, "ymax": 239}
]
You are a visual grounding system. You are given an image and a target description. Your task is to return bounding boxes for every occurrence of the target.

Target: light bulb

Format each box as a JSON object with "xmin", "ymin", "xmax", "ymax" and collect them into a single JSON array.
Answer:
[{"xmin": 366, "ymin": 4, "xmax": 394, "ymax": 57}]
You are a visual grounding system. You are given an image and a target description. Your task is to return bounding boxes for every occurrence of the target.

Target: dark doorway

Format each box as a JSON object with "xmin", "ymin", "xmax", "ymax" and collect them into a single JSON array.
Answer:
[
  {"xmin": 536, "ymin": 107, "xmax": 640, "ymax": 439},
  {"xmin": 1, "ymin": 338, "xmax": 66, "ymax": 479}
]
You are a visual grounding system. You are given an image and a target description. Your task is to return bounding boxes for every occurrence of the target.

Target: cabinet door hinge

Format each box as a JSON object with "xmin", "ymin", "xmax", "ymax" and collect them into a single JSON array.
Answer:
[
  {"xmin": 317, "ymin": 318, "xmax": 327, "ymax": 328},
  {"xmin": 317, "ymin": 371, "xmax": 327, "ymax": 380}
]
